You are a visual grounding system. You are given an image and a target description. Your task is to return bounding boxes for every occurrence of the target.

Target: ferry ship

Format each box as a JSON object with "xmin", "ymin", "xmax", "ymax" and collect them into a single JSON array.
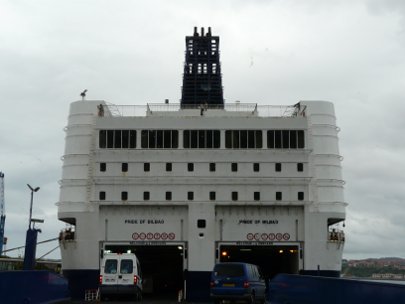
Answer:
[{"xmin": 57, "ymin": 27, "xmax": 346, "ymax": 301}]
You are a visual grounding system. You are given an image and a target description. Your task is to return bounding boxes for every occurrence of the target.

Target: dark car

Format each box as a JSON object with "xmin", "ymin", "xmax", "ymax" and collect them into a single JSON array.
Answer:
[{"xmin": 210, "ymin": 262, "xmax": 266, "ymax": 303}]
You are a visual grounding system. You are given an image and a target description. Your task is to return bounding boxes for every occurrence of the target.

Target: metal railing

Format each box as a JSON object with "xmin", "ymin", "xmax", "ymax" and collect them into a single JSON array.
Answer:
[{"xmin": 103, "ymin": 103, "xmax": 305, "ymax": 118}]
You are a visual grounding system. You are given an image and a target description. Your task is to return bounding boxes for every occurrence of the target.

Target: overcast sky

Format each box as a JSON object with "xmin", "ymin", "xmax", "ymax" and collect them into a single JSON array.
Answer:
[{"xmin": 1, "ymin": 0, "xmax": 405, "ymax": 261}]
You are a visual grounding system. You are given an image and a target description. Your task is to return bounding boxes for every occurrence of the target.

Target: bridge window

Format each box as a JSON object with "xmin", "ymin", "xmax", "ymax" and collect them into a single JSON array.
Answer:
[
  {"xmin": 122, "ymin": 163, "xmax": 128, "ymax": 172},
  {"xmin": 183, "ymin": 130, "xmax": 220, "ymax": 149},
  {"xmin": 121, "ymin": 191, "xmax": 128, "ymax": 201},
  {"xmin": 99, "ymin": 130, "xmax": 136, "ymax": 149},
  {"xmin": 267, "ymin": 130, "xmax": 305, "ymax": 149},
  {"xmin": 225, "ymin": 130, "xmax": 262, "ymax": 149},
  {"xmin": 99, "ymin": 191, "xmax": 106, "ymax": 200},
  {"xmin": 143, "ymin": 191, "xmax": 150, "ymax": 201},
  {"xmin": 276, "ymin": 192, "xmax": 282, "ymax": 201},
  {"xmin": 141, "ymin": 130, "xmax": 178, "ymax": 149},
  {"xmin": 254, "ymin": 192, "xmax": 260, "ymax": 201},
  {"xmin": 100, "ymin": 163, "xmax": 106, "ymax": 172}
]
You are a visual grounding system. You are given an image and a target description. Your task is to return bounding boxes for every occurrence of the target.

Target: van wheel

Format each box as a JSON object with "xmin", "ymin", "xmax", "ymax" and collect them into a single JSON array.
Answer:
[{"xmin": 248, "ymin": 293, "xmax": 255, "ymax": 303}]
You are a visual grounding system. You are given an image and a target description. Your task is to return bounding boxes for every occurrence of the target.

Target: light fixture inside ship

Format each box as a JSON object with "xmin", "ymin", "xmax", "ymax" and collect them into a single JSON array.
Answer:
[
  {"xmin": 178, "ymin": 246, "xmax": 183, "ymax": 250},
  {"xmin": 221, "ymin": 251, "xmax": 228, "ymax": 257},
  {"xmin": 279, "ymin": 249, "xmax": 284, "ymax": 254}
]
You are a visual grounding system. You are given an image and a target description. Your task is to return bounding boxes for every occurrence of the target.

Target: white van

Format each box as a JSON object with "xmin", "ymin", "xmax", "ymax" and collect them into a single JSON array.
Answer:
[{"xmin": 99, "ymin": 253, "xmax": 142, "ymax": 301}]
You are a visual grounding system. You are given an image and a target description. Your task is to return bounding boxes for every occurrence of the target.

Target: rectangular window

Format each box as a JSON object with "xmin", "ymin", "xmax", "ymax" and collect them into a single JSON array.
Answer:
[
  {"xmin": 144, "ymin": 163, "xmax": 150, "ymax": 172},
  {"xmin": 197, "ymin": 219, "xmax": 206, "ymax": 228},
  {"xmin": 276, "ymin": 192, "xmax": 282, "ymax": 201},
  {"xmin": 188, "ymin": 191, "xmax": 194, "ymax": 200},
  {"xmin": 297, "ymin": 130, "xmax": 305, "ymax": 148},
  {"xmin": 210, "ymin": 191, "xmax": 216, "ymax": 201},
  {"xmin": 100, "ymin": 163, "xmax": 106, "ymax": 172},
  {"xmin": 107, "ymin": 130, "xmax": 114, "ymax": 148},
  {"xmin": 99, "ymin": 130, "xmax": 136, "ymax": 149},
  {"xmin": 99, "ymin": 130, "xmax": 107, "ymax": 148},
  {"xmin": 183, "ymin": 130, "xmax": 220, "ymax": 149},
  {"xmin": 232, "ymin": 191, "xmax": 238, "ymax": 201},
  {"xmin": 129, "ymin": 130, "xmax": 136, "ymax": 148},
  {"xmin": 267, "ymin": 130, "xmax": 274, "ymax": 149},
  {"xmin": 267, "ymin": 130, "xmax": 305, "ymax": 149},
  {"xmin": 141, "ymin": 130, "xmax": 178, "ymax": 148},
  {"xmin": 122, "ymin": 163, "xmax": 128, "ymax": 172},
  {"xmin": 225, "ymin": 130, "xmax": 262, "ymax": 149},
  {"xmin": 121, "ymin": 191, "xmax": 128, "ymax": 201},
  {"xmin": 166, "ymin": 163, "xmax": 172, "ymax": 172},
  {"xmin": 143, "ymin": 191, "xmax": 150, "ymax": 201},
  {"xmin": 99, "ymin": 191, "xmax": 106, "ymax": 200},
  {"xmin": 231, "ymin": 163, "xmax": 238, "ymax": 172},
  {"xmin": 253, "ymin": 163, "xmax": 260, "ymax": 172},
  {"xmin": 165, "ymin": 191, "xmax": 172, "ymax": 201},
  {"xmin": 188, "ymin": 163, "xmax": 194, "ymax": 172},
  {"xmin": 297, "ymin": 163, "xmax": 304, "ymax": 172},
  {"xmin": 275, "ymin": 163, "xmax": 282, "ymax": 172},
  {"xmin": 298, "ymin": 192, "xmax": 304, "ymax": 201},
  {"xmin": 209, "ymin": 163, "xmax": 216, "ymax": 172},
  {"xmin": 114, "ymin": 130, "xmax": 122, "ymax": 148},
  {"xmin": 254, "ymin": 192, "xmax": 260, "ymax": 201},
  {"xmin": 274, "ymin": 130, "xmax": 282, "ymax": 149}
]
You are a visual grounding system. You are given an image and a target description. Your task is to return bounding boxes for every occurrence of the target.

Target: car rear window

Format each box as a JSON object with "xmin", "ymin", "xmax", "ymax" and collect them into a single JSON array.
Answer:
[
  {"xmin": 121, "ymin": 259, "xmax": 133, "ymax": 274},
  {"xmin": 214, "ymin": 264, "xmax": 244, "ymax": 277},
  {"xmin": 105, "ymin": 259, "xmax": 118, "ymax": 274}
]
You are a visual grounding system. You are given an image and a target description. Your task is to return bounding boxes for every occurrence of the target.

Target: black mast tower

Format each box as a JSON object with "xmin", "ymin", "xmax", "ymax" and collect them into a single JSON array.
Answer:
[{"xmin": 181, "ymin": 27, "xmax": 224, "ymax": 109}]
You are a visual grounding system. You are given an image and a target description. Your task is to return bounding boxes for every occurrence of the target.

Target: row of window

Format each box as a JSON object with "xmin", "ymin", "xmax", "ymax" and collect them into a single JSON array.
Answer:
[
  {"xmin": 99, "ymin": 191, "xmax": 305, "ymax": 202},
  {"xmin": 100, "ymin": 162, "xmax": 305, "ymax": 173},
  {"xmin": 99, "ymin": 129, "xmax": 305, "ymax": 149}
]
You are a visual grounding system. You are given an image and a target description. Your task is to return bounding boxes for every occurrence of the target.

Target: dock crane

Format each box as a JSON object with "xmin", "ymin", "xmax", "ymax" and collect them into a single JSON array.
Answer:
[{"xmin": 0, "ymin": 172, "xmax": 6, "ymax": 255}]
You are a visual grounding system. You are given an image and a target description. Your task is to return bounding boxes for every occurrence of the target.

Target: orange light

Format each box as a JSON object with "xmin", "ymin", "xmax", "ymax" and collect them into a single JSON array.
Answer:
[{"xmin": 221, "ymin": 251, "xmax": 228, "ymax": 256}]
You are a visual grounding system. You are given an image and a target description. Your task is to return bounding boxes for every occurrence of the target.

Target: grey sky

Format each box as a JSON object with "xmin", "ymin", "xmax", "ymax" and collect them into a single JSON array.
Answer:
[{"xmin": 1, "ymin": 0, "xmax": 404, "ymax": 260}]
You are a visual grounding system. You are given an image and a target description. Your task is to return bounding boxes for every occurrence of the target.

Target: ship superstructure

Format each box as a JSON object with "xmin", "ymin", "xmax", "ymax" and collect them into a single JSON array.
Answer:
[{"xmin": 58, "ymin": 28, "xmax": 346, "ymax": 300}]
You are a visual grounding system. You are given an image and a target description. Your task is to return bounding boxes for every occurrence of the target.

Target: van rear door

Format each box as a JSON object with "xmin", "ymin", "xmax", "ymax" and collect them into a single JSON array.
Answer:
[
  {"xmin": 117, "ymin": 258, "xmax": 135, "ymax": 285},
  {"xmin": 103, "ymin": 258, "xmax": 119, "ymax": 286}
]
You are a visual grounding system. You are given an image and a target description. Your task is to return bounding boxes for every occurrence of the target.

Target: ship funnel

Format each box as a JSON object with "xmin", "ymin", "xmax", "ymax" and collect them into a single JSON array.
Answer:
[{"xmin": 180, "ymin": 27, "xmax": 224, "ymax": 109}]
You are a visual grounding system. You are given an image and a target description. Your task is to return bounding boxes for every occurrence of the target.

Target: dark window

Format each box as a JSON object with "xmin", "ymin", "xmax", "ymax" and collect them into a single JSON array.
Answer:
[
  {"xmin": 99, "ymin": 191, "xmax": 106, "ymax": 200},
  {"xmin": 276, "ymin": 192, "xmax": 282, "ymax": 201},
  {"xmin": 144, "ymin": 163, "xmax": 150, "ymax": 172},
  {"xmin": 209, "ymin": 163, "xmax": 216, "ymax": 172},
  {"xmin": 99, "ymin": 130, "xmax": 136, "ymax": 149},
  {"xmin": 141, "ymin": 130, "xmax": 178, "ymax": 148},
  {"xmin": 188, "ymin": 163, "xmax": 194, "ymax": 172},
  {"xmin": 122, "ymin": 130, "xmax": 129, "ymax": 148},
  {"xmin": 143, "ymin": 191, "xmax": 150, "ymax": 201},
  {"xmin": 183, "ymin": 130, "xmax": 220, "ymax": 149},
  {"xmin": 297, "ymin": 163, "xmax": 304, "ymax": 172},
  {"xmin": 268, "ymin": 130, "xmax": 305, "ymax": 149},
  {"xmin": 122, "ymin": 163, "xmax": 128, "ymax": 172},
  {"xmin": 166, "ymin": 191, "xmax": 172, "ymax": 201},
  {"xmin": 232, "ymin": 191, "xmax": 238, "ymax": 201},
  {"xmin": 253, "ymin": 163, "xmax": 260, "ymax": 172},
  {"xmin": 298, "ymin": 192, "xmax": 304, "ymax": 201},
  {"xmin": 231, "ymin": 163, "xmax": 238, "ymax": 172},
  {"xmin": 129, "ymin": 130, "xmax": 136, "ymax": 148},
  {"xmin": 267, "ymin": 130, "xmax": 274, "ymax": 149},
  {"xmin": 166, "ymin": 163, "xmax": 172, "ymax": 172},
  {"xmin": 100, "ymin": 163, "xmax": 106, "ymax": 172},
  {"xmin": 225, "ymin": 130, "xmax": 262, "ymax": 149},
  {"xmin": 297, "ymin": 130, "xmax": 305, "ymax": 148},
  {"xmin": 210, "ymin": 191, "xmax": 216, "ymax": 201},
  {"xmin": 254, "ymin": 192, "xmax": 260, "ymax": 201},
  {"xmin": 188, "ymin": 191, "xmax": 194, "ymax": 200},
  {"xmin": 213, "ymin": 263, "xmax": 244, "ymax": 277},
  {"xmin": 107, "ymin": 130, "xmax": 114, "ymax": 148},
  {"xmin": 99, "ymin": 130, "xmax": 107, "ymax": 148},
  {"xmin": 197, "ymin": 219, "xmax": 206, "ymax": 228},
  {"xmin": 121, "ymin": 191, "xmax": 128, "ymax": 201},
  {"xmin": 275, "ymin": 163, "xmax": 282, "ymax": 172},
  {"xmin": 282, "ymin": 130, "xmax": 289, "ymax": 148}
]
